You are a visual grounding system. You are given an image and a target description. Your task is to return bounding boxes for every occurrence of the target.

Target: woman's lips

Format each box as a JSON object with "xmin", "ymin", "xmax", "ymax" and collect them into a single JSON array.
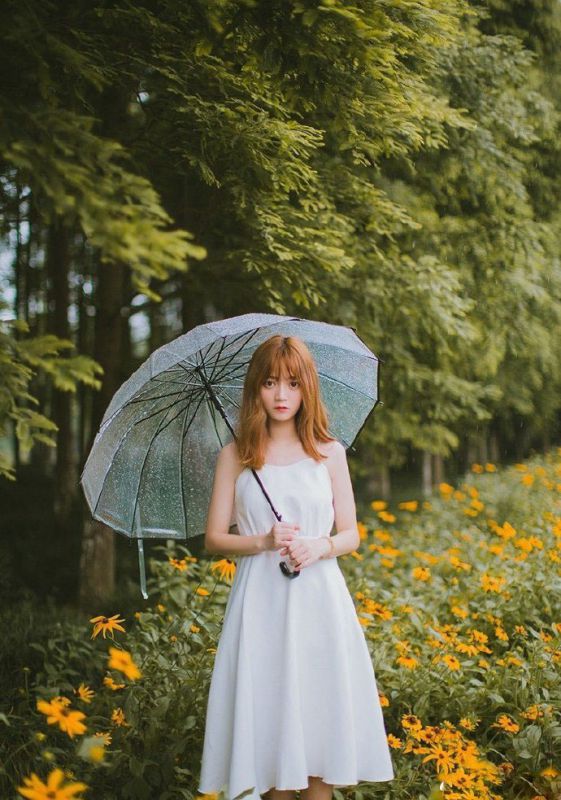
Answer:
[{"xmin": 274, "ymin": 406, "xmax": 289, "ymax": 411}]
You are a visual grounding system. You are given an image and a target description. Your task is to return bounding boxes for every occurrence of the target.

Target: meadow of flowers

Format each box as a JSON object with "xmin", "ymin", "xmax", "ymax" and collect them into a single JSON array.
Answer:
[{"xmin": 2, "ymin": 449, "xmax": 561, "ymax": 799}]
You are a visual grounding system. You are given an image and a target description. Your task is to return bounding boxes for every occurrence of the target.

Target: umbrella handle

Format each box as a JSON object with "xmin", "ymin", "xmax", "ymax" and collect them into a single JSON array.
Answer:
[
  {"xmin": 137, "ymin": 540, "xmax": 148, "ymax": 600},
  {"xmin": 250, "ymin": 468, "xmax": 300, "ymax": 579}
]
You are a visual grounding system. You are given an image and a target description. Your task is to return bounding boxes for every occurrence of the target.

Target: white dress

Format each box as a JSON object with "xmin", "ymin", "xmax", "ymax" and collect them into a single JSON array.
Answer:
[{"xmin": 197, "ymin": 457, "xmax": 395, "ymax": 800}]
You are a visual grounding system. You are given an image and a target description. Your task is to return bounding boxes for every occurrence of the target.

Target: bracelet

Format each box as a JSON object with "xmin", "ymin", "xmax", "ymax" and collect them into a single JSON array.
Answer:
[{"xmin": 321, "ymin": 536, "xmax": 335, "ymax": 559}]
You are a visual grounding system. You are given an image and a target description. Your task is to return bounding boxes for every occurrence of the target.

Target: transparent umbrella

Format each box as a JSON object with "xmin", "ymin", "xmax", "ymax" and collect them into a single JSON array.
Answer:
[{"xmin": 80, "ymin": 313, "xmax": 381, "ymax": 596}]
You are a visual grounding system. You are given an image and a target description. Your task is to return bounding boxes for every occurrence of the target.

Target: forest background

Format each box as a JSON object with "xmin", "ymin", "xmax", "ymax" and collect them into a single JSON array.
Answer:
[{"xmin": 2, "ymin": 0, "xmax": 561, "ymax": 609}]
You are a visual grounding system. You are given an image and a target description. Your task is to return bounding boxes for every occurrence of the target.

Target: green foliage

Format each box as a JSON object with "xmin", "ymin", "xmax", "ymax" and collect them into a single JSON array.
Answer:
[{"xmin": 0, "ymin": 307, "xmax": 103, "ymax": 480}]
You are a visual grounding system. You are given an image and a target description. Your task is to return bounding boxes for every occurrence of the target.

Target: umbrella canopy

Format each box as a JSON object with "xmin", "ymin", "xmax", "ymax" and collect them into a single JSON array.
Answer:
[{"xmin": 80, "ymin": 313, "xmax": 381, "ymax": 594}]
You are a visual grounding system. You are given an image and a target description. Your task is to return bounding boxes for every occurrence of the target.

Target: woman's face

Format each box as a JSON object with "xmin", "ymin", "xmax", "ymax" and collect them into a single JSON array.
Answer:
[{"xmin": 260, "ymin": 364, "xmax": 303, "ymax": 422}]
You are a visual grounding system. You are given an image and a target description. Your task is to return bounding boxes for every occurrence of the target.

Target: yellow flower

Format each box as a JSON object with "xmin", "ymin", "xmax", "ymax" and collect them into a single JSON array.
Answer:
[
  {"xmin": 439, "ymin": 482, "xmax": 454, "ymax": 495},
  {"xmin": 421, "ymin": 745, "xmax": 457, "ymax": 774},
  {"xmin": 357, "ymin": 521, "xmax": 368, "ymax": 540},
  {"xmin": 75, "ymin": 684, "xmax": 94, "ymax": 704},
  {"xmin": 103, "ymin": 675, "xmax": 125, "ymax": 691},
  {"xmin": 471, "ymin": 463, "xmax": 484, "ymax": 473},
  {"xmin": 449, "ymin": 555, "xmax": 471, "ymax": 572},
  {"xmin": 401, "ymin": 713, "xmax": 423, "ymax": 731},
  {"xmin": 157, "ymin": 604, "xmax": 166, "ymax": 612},
  {"xmin": 398, "ymin": 500, "xmax": 418, "ymax": 512},
  {"xmin": 387, "ymin": 733, "xmax": 402, "ymax": 748},
  {"xmin": 169, "ymin": 557, "xmax": 188, "ymax": 571},
  {"xmin": 111, "ymin": 707, "xmax": 128, "ymax": 727},
  {"xmin": 540, "ymin": 766, "xmax": 559, "ymax": 779},
  {"xmin": 455, "ymin": 642, "xmax": 479, "ymax": 657},
  {"xmin": 521, "ymin": 705, "xmax": 543, "ymax": 721},
  {"xmin": 480, "ymin": 573, "xmax": 506, "ymax": 593},
  {"xmin": 495, "ymin": 626, "xmax": 509, "ymax": 641},
  {"xmin": 378, "ymin": 511, "xmax": 396, "ymax": 523},
  {"xmin": 442, "ymin": 654, "xmax": 461, "ymax": 671},
  {"xmin": 412, "ymin": 566, "xmax": 431, "ymax": 582},
  {"xmin": 196, "ymin": 587, "xmax": 210, "ymax": 596},
  {"xmin": 93, "ymin": 731, "xmax": 112, "ymax": 745},
  {"xmin": 190, "ymin": 624, "xmax": 200, "ymax": 634},
  {"xmin": 396, "ymin": 654, "xmax": 419, "ymax": 669},
  {"xmin": 17, "ymin": 768, "xmax": 88, "ymax": 799},
  {"xmin": 370, "ymin": 500, "xmax": 387, "ymax": 511},
  {"xmin": 492, "ymin": 714, "xmax": 519, "ymax": 733},
  {"xmin": 379, "ymin": 693, "xmax": 389, "ymax": 707},
  {"xmin": 89, "ymin": 614, "xmax": 125, "ymax": 640},
  {"xmin": 36, "ymin": 698, "xmax": 87, "ymax": 739},
  {"xmin": 107, "ymin": 647, "xmax": 142, "ymax": 681},
  {"xmin": 495, "ymin": 521, "xmax": 516, "ymax": 540},
  {"xmin": 210, "ymin": 558, "xmax": 236, "ymax": 583},
  {"xmin": 485, "ymin": 463, "xmax": 496, "ymax": 472},
  {"xmin": 521, "ymin": 473, "xmax": 534, "ymax": 486}
]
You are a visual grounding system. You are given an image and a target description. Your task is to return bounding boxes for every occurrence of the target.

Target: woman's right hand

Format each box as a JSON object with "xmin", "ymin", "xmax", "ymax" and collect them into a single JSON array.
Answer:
[{"xmin": 264, "ymin": 521, "xmax": 300, "ymax": 552}]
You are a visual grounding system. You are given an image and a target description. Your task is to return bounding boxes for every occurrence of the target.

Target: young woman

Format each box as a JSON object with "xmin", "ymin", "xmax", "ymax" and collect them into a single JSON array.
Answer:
[{"xmin": 197, "ymin": 335, "xmax": 394, "ymax": 800}]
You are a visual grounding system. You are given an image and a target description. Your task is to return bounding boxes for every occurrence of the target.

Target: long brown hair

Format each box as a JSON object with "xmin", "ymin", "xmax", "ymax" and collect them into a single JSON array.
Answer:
[{"xmin": 234, "ymin": 335, "xmax": 336, "ymax": 469}]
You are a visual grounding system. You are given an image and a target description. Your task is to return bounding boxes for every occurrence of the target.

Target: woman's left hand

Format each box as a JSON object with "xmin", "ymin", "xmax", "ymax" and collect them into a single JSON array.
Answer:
[{"xmin": 281, "ymin": 538, "xmax": 327, "ymax": 569}]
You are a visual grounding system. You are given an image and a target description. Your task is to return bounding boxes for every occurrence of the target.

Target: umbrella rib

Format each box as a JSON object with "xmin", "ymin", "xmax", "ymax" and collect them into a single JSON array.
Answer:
[
  {"xmin": 129, "ymin": 384, "xmax": 206, "ymax": 536},
  {"xmin": 179, "ymin": 392, "xmax": 190, "ymax": 539},
  {"xmin": 128, "ymin": 393, "xmax": 192, "ymax": 536},
  {"xmin": 93, "ymin": 386, "xmax": 191, "ymax": 526},
  {"xmin": 206, "ymin": 328, "xmax": 261, "ymax": 383},
  {"xmin": 92, "ymin": 387, "xmax": 204, "ymax": 520},
  {"xmin": 215, "ymin": 385, "xmax": 241, "ymax": 410},
  {"xmin": 205, "ymin": 336, "xmax": 229, "ymax": 384},
  {"xmin": 146, "ymin": 389, "xmax": 202, "ymax": 439},
  {"xmin": 125, "ymin": 388, "xmax": 190, "ymax": 406},
  {"xmin": 206, "ymin": 394, "xmax": 230, "ymax": 453}
]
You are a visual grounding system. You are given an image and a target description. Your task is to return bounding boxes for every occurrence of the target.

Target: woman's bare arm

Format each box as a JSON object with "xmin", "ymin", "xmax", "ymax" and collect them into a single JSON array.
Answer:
[
  {"xmin": 326, "ymin": 441, "xmax": 361, "ymax": 556},
  {"xmin": 204, "ymin": 443, "xmax": 270, "ymax": 556}
]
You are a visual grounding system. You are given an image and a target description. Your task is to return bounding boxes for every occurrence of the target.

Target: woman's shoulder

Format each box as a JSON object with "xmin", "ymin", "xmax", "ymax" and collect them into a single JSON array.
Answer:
[
  {"xmin": 218, "ymin": 442, "xmax": 245, "ymax": 483},
  {"xmin": 317, "ymin": 438, "xmax": 343, "ymax": 459}
]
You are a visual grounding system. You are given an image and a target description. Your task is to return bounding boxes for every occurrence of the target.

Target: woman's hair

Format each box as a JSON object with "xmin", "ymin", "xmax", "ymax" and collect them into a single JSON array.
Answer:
[{"xmin": 234, "ymin": 334, "xmax": 336, "ymax": 469}]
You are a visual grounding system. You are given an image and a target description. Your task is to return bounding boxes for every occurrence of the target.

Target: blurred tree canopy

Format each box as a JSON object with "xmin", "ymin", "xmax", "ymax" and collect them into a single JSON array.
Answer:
[{"xmin": 2, "ymin": 0, "xmax": 561, "ymax": 602}]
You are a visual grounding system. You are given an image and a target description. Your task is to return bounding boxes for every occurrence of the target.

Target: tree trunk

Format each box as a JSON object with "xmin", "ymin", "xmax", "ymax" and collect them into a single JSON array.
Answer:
[
  {"xmin": 489, "ymin": 430, "xmax": 500, "ymax": 464},
  {"xmin": 79, "ymin": 253, "xmax": 128, "ymax": 608},
  {"xmin": 47, "ymin": 218, "xmax": 77, "ymax": 524},
  {"xmin": 367, "ymin": 463, "xmax": 391, "ymax": 500},
  {"xmin": 79, "ymin": 84, "xmax": 133, "ymax": 608},
  {"xmin": 433, "ymin": 453, "xmax": 444, "ymax": 486},
  {"xmin": 465, "ymin": 438, "xmax": 478, "ymax": 472},
  {"xmin": 422, "ymin": 450, "xmax": 432, "ymax": 497}
]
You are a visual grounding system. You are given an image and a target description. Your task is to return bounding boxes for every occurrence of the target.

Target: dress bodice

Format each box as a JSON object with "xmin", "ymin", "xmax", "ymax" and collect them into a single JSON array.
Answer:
[{"xmin": 233, "ymin": 457, "xmax": 335, "ymax": 539}]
